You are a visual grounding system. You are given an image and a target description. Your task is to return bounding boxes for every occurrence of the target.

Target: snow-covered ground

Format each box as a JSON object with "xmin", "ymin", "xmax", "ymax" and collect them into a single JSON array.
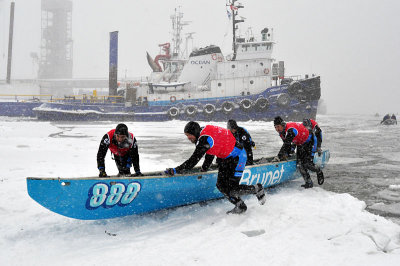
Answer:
[{"xmin": 1, "ymin": 116, "xmax": 400, "ymax": 265}]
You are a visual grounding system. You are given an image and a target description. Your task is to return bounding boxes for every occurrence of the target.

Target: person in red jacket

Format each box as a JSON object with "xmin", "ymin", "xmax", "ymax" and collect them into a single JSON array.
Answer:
[
  {"xmin": 97, "ymin": 123, "xmax": 142, "ymax": 177},
  {"xmin": 273, "ymin": 116, "xmax": 324, "ymax": 188},
  {"xmin": 165, "ymin": 121, "xmax": 266, "ymax": 214},
  {"xmin": 303, "ymin": 118, "xmax": 323, "ymax": 156}
]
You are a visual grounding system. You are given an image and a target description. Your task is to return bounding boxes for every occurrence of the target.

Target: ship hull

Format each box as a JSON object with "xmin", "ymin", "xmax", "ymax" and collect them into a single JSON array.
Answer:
[{"xmin": 32, "ymin": 77, "xmax": 321, "ymax": 122}]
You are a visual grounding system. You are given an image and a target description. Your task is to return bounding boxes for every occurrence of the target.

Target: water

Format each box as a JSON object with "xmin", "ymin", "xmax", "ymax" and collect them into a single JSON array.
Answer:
[{"xmin": 316, "ymin": 114, "xmax": 400, "ymax": 224}]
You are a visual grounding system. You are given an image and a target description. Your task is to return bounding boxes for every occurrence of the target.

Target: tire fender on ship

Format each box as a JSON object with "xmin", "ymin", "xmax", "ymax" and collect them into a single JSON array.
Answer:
[
  {"xmin": 184, "ymin": 105, "xmax": 197, "ymax": 117},
  {"xmin": 167, "ymin": 106, "xmax": 180, "ymax": 119},
  {"xmin": 170, "ymin": 96, "xmax": 177, "ymax": 102},
  {"xmin": 239, "ymin": 99, "xmax": 253, "ymax": 111},
  {"xmin": 277, "ymin": 93, "xmax": 290, "ymax": 107},
  {"xmin": 203, "ymin": 104, "xmax": 216, "ymax": 116},
  {"xmin": 255, "ymin": 97, "xmax": 269, "ymax": 111},
  {"xmin": 221, "ymin": 101, "xmax": 235, "ymax": 114}
]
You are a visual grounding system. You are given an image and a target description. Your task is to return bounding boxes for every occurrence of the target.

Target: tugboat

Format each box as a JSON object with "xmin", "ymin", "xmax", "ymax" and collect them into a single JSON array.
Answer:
[{"xmin": 33, "ymin": 1, "xmax": 321, "ymax": 122}]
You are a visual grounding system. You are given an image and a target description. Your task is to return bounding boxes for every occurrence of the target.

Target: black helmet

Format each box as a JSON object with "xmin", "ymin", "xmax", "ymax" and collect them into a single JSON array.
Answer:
[
  {"xmin": 184, "ymin": 121, "xmax": 201, "ymax": 139},
  {"xmin": 303, "ymin": 118, "xmax": 312, "ymax": 128},
  {"xmin": 227, "ymin": 119, "xmax": 238, "ymax": 130},
  {"xmin": 115, "ymin": 123, "xmax": 129, "ymax": 137},
  {"xmin": 274, "ymin": 116, "xmax": 285, "ymax": 126}
]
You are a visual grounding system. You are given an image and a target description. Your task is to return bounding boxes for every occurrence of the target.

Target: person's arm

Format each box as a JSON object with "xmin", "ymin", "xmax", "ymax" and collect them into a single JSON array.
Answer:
[
  {"xmin": 314, "ymin": 125, "xmax": 322, "ymax": 149},
  {"xmin": 129, "ymin": 137, "xmax": 141, "ymax": 174},
  {"xmin": 278, "ymin": 129, "xmax": 296, "ymax": 159},
  {"xmin": 175, "ymin": 136, "xmax": 211, "ymax": 173},
  {"xmin": 97, "ymin": 134, "xmax": 110, "ymax": 170},
  {"xmin": 201, "ymin": 154, "xmax": 215, "ymax": 171}
]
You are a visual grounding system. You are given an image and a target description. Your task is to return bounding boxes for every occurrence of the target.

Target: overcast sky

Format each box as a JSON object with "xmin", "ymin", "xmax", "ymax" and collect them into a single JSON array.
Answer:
[{"xmin": 0, "ymin": 0, "xmax": 399, "ymax": 115}]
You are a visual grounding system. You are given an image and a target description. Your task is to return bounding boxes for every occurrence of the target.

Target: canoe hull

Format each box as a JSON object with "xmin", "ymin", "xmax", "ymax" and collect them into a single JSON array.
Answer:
[{"xmin": 27, "ymin": 151, "xmax": 330, "ymax": 220}]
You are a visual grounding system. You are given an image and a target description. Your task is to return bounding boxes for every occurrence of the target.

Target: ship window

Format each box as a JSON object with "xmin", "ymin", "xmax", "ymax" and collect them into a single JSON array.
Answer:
[
  {"xmin": 247, "ymin": 92, "xmax": 250, "ymax": 95},
  {"xmin": 250, "ymin": 80, "xmax": 254, "ymax": 85},
  {"xmin": 231, "ymin": 64, "xmax": 236, "ymax": 69},
  {"xmin": 260, "ymin": 62, "xmax": 264, "ymax": 66},
  {"xmin": 218, "ymin": 82, "xmax": 222, "ymax": 87}
]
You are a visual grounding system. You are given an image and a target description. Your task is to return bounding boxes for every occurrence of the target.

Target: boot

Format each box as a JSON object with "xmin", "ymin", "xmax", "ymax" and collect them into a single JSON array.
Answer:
[
  {"xmin": 317, "ymin": 171, "xmax": 324, "ymax": 185},
  {"xmin": 226, "ymin": 200, "xmax": 247, "ymax": 214},
  {"xmin": 300, "ymin": 171, "xmax": 313, "ymax": 189},
  {"xmin": 255, "ymin": 184, "xmax": 266, "ymax": 205},
  {"xmin": 301, "ymin": 180, "xmax": 313, "ymax": 189}
]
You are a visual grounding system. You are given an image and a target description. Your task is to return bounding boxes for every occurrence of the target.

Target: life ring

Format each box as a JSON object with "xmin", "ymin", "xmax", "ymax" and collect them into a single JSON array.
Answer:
[
  {"xmin": 239, "ymin": 99, "xmax": 253, "ymax": 112},
  {"xmin": 277, "ymin": 93, "xmax": 290, "ymax": 107},
  {"xmin": 167, "ymin": 107, "xmax": 180, "ymax": 119},
  {"xmin": 170, "ymin": 96, "xmax": 177, "ymax": 102},
  {"xmin": 221, "ymin": 101, "xmax": 235, "ymax": 114},
  {"xmin": 184, "ymin": 105, "xmax": 197, "ymax": 117},
  {"xmin": 255, "ymin": 97, "xmax": 269, "ymax": 111},
  {"xmin": 264, "ymin": 68, "xmax": 270, "ymax": 74},
  {"xmin": 211, "ymin": 53, "xmax": 217, "ymax": 60},
  {"xmin": 203, "ymin": 104, "xmax": 216, "ymax": 116}
]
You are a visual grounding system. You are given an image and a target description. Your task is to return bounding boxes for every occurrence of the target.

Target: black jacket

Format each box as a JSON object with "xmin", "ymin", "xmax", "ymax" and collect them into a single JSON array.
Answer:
[
  {"xmin": 97, "ymin": 133, "xmax": 140, "ymax": 173},
  {"xmin": 233, "ymin": 127, "xmax": 254, "ymax": 151}
]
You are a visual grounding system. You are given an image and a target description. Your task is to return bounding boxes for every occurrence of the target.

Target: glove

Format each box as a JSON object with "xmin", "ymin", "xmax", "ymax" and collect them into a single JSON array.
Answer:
[
  {"xmin": 99, "ymin": 168, "xmax": 107, "ymax": 177},
  {"xmin": 132, "ymin": 171, "xmax": 144, "ymax": 177},
  {"xmin": 271, "ymin": 156, "xmax": 280, "ymax": 162},
  {"xmin": 164, "ymin": 168, "xmax": 176, "ymax": 176},
  {"xmin": 317, "ymin": 148, "xmax": 322, "ymax": 156}
]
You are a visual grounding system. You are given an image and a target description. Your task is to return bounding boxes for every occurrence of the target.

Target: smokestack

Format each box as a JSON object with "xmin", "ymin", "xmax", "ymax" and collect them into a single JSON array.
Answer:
[
  {"xmin": 109, "ymin": 31, "xmax": 118, "ymax": 96},
  {"xmin": 6, "ymin": 2, "xmax": 15, "ymax": 84}
]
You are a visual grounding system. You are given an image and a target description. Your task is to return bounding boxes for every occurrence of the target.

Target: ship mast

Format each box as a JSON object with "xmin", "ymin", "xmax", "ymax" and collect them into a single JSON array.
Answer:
[
  {"xmin": 170, "ymin": 7, "xmax": 191, "ymax": 59},
  {"xmin": 228, "ymin": 0, "xmax": 244, "ymax": 61}
]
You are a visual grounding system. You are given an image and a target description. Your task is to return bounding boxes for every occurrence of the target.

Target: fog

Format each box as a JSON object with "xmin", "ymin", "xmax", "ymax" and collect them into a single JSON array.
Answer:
[{"xmin": 0, "ymin": 0, "xmax": 399, "ymax": 114}]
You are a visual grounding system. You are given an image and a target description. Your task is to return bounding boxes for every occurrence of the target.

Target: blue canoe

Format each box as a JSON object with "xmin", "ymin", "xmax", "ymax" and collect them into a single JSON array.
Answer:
[{"xmin": 26, "ymin": 151, "xmax": 330, "ymax": 220}]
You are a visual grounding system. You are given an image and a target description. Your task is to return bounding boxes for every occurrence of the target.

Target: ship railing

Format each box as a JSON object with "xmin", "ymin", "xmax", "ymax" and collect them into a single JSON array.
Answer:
[
  {"xmin": 50, "ymin": 95, "xmax": 125, "ymax": 104},
  {"xmin": 0, "ymin": 94, "xmax": 53, "ymax": 103}
]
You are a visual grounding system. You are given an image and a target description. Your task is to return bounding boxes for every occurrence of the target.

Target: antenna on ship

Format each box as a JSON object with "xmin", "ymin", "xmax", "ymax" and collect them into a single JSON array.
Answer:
[
  {"xmin": 227, "ymin": 0, "xmax": 244, "ymax": 61},
  {"xmin": 170, "ymin": 7, "xmax": 191, "ymax": 59}
]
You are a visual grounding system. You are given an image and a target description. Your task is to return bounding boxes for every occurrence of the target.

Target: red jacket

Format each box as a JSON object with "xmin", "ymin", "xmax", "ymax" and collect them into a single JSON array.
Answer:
[
  {"xmin": 310, "ymin": 119, "xmax": 318, "ymax": 130},
  {"xmin": 200, "ymin": 125, "xmax": 236, "ymax": 158},
  {"xmin": 283, "ymin": 122, "xmax": 310, "ymax": 145},
  {"xmin": 107, "ymin": 129, "xmax": 134, "ymax": 156}
]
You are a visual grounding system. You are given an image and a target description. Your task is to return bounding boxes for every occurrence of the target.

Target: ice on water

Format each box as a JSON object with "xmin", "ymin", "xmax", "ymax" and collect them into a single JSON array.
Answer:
[{"xmin": 1, "ymin": 115, "xmax": 400, "ymax": 265}]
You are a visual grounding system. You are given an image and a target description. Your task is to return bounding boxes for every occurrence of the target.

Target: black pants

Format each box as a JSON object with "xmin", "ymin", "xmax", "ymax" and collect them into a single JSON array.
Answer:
[
  {"xmin": 114, "ymin": 155, "xmax": 131, "ymax": 175},
  {"xmin": 216, "ymin": 157, "xmax": 256, "ymax": 205},
  {"xmin": 244, "ymin": 146, "xmax": 253, "ymax": 165},
  {"xmin": 296, "ymin": 141, "xmax": 320, "ymax": 182}
]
